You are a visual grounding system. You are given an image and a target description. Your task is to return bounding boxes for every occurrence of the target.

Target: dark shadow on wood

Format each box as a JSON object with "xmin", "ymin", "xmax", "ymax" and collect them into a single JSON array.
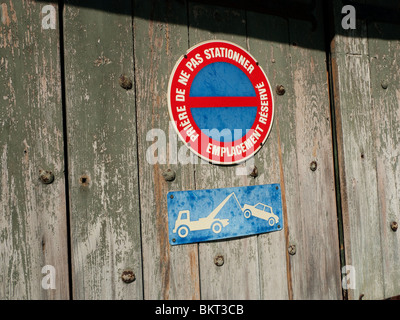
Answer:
[{"xmin": 34, "ymin": 0, "xmax": 400, "ymax": 52}]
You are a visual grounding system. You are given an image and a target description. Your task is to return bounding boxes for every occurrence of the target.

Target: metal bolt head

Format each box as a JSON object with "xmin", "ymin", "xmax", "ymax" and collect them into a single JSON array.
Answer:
[
  {"xmin": 162, "ymin": 169, "xmax": 176, "ymax": 182},
  {"xmin": 381, "ymin": 80, "xmax": 388, "ymax": 90},
  {"xmin": 121, "ymin": 270, "xmax": 136, "ymax": 283},
  {"xmin": 310, "ymin": 161, "xmax": 317, "ymax": 172},
  {"xmin": 288, "ymin": 244, "xmax": 296, "ymax": 255},
  {"xmin": 214, "ymin": 255, "xmax": 224, "ymax": 267},
  {"xmin": 276, "ymin": 85, "xmax": 286, "ymax": 96},
  {"xmin": 250, "ymin": 166, "xmax": 258, "ymax": 178},
  {"xmin": 39, "ymin": 170, "xmax": 54, "ymax": 184},
  {"xmin": 119, "ymin": 74, "xmax": 133, "ymax": 90},
  {"xmin": 390, "ymin": 221, "xmax": 398, "ymax": 232}
]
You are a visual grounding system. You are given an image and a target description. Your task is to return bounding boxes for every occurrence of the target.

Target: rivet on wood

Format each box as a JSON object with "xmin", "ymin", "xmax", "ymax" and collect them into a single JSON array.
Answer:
[
  {"xmin": 119, "ymin": 74, "xmax": 133, "ymax": 90},
  {"xmin": 214, "ymin": 255, "xmax": 224, "ymax": 267},
  {"xmin": 250, "ymin": 166, "xmax": 258, "ymax": 178},
  {"xmin": 390, "ymin": 221, "xmax": 398, "ymax": 232},
  {"xmin": 162, "ymin": 169, "xmax": 176, "ymax": 182},
  {"xmin": 381, "ymin": 80, "xmax": 388, "ymax": 90},
  {"xmin": 310, "ymin": 161, "xmax": 317, "ymax": 172},
  {"xmin": 121, "ymin": 270, "xmax": 136, "ymax": 283},
  {"xmin": 39, "ymin": 169, "xmax": 54, "ymax": 184},
  {"xmin": 288, "ymin": 244, "xmax": 296, "ymax": 255},
  {"xmin": 276, "ymin": 85, "xmax": 286, "ymax": 96}
]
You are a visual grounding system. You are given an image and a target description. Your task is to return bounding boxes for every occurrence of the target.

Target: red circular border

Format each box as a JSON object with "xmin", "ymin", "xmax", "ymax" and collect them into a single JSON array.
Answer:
[{"xmin": 168, "ymin": 40, "xmax": 274, "ymax": 165}]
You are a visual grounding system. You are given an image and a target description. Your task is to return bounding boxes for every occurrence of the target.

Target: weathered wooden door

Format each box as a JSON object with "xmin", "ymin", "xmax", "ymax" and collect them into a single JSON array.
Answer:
[{"xmin": 0, "ymin": 0, "xmax": 399, "ymax": 300}]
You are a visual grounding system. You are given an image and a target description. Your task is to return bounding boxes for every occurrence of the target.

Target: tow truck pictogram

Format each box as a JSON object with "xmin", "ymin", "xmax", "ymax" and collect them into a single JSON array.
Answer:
[{"xmin": 172, "ymin": 192, "xmax": 279, "ymax": 238}]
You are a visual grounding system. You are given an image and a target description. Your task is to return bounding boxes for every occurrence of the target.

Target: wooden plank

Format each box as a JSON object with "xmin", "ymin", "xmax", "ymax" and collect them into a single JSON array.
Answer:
[
  {"xmin": 368, "ymin": 23, "xmax": 400, "ymax": 298},
  {"xmin": 246, "ymin": 12, "xmax": 292, "ymax": 300},
  {"xmin": 367, "ymin": 17, "xmax": 400, "ymax": 299},
  {"xmin": 0, "ymin": 0, "xmax": 69, "ymax": 299},
  {"xmin": 187, "ymin": 1, "xmax": 341, "ymax": 300},
  {"xmin": 285, "ymin": 2, "xmax": 342, "ymax": 299},
  {"xmin": 188, "ymin": 2, "xmax": 261, "ymax": 300},
  {"xmin": 249, "ymin": 1, "xmax": 341, "ymax": 300},
  {"xmin": 133, "ymin": 0, "xmax": 200, "ymax": 300},
  {"xmin": 368, "ymin": 20, "xmax": 400, "ymax": 298},
  {"xmin": 63, "ymin": 0, "xmax": 142, "ymax": 299},
  {"xmin": 330, "ymin": 0, "xmax": 385, "ymax": 300}
]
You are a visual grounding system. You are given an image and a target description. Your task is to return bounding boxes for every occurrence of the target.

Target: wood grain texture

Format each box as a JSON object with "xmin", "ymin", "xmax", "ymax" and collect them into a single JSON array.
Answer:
[
  {"xmin": 246, "ymin": 12, "xmax": 292, "ymax": 300},
  {"xmin": 249, "ymin": 1, "xmax": 341, "ymax": 300},
  {"xmin": 285, "ymin": 2, "xmax": 341, "ymax": 299},
  {"xmin": 331, "ymin": 0, "xmax": 400, "ymax": 300},
  {"xmin": 133, "ymin": 0, "xmax": 200, "ymax": 300},
  {"xmin": 368, "ymin": 17, "xmax": 400, "ymax": 298},
  {"xmin": 188, "ymin": 2, "xmax": 261, "ymax": 300},
  {"xmin": 186, "ymin": 1, "xmax": 341, "ymax": 300},
  {"xmin": 0, "ymin": 0, "xmax": 69, "ymax": 299},
  {"xmin": 63, "ymin": 0, "xmax": 142, "ymax": 299},
  {"xmin": 4, "ymin": 0, "xmax": 390, "ymax": 300}
]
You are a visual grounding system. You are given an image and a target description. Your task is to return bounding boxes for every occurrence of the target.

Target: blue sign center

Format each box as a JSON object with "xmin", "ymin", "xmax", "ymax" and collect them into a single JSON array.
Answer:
[{"xmin": 189, "ymin": 62, "xmax": 257, "ymax": 142}]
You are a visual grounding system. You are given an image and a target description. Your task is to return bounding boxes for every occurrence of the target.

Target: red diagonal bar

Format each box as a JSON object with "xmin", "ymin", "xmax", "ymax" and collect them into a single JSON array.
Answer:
[{"xmin": 188, "ymin": 96, "xmax": 259, "ymax": 108}]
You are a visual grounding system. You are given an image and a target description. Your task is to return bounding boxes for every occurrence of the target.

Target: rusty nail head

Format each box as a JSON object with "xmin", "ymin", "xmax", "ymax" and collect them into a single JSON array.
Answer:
[
  {"xmin": 79, "ymin": 174, "xmax": 90, "ymax": 187},
  {"xmin": 288, "ymin": 244, "xmax": 296, "ymax": 255},
  {"xmin": 170, "ymin": 194, "xmax": 174, "ymax": 199},
  {"xmin": 121, "ymin": 270, "xmax": 136, "ymax": 283},
  {"xmin": 276, "ymin": 85, "xmax": 286, "ymax": 96},
  {"xmin": 381, "ymin": 80, "xmax": 388, "ymax": 89},
  {"xmin": 310, "ymin": 161, "xmax": 317, "ymax": 171},
  {"xmin": 39, "ymin": 170, "xmax": 54, "ymax": 184},
  {"xmin": 162, "ymin": 169, "xmax": 176, "ymax": 182},
  {"xmin": 119, "ymin": 74, "xmax": 133, "ymax": 90},
  {"xmin": 214, "ymin": 255, "xmax": 224, "ymax": 267},
  {"xmin": 390, "ymin": 221, "xmax": 398, "ymax": 232}
]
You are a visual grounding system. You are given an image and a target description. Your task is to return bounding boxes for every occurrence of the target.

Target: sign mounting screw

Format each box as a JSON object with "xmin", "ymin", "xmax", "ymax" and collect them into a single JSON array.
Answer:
[{"xmin": 390, "ymin": 221, "xmax": 398, "ymax": 232}]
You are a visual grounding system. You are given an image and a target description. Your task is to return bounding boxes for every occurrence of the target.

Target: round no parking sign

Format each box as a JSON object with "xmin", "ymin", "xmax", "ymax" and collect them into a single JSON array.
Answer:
[{"xmin": 168, "ymin": 40, "xmax": 274, "ymax": 165}]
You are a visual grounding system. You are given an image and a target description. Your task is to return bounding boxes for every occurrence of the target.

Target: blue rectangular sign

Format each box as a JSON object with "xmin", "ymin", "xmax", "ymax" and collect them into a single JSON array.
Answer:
[{"xmin": 167, "ymin": 184, "xmax": 283, "ymax": 245}]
